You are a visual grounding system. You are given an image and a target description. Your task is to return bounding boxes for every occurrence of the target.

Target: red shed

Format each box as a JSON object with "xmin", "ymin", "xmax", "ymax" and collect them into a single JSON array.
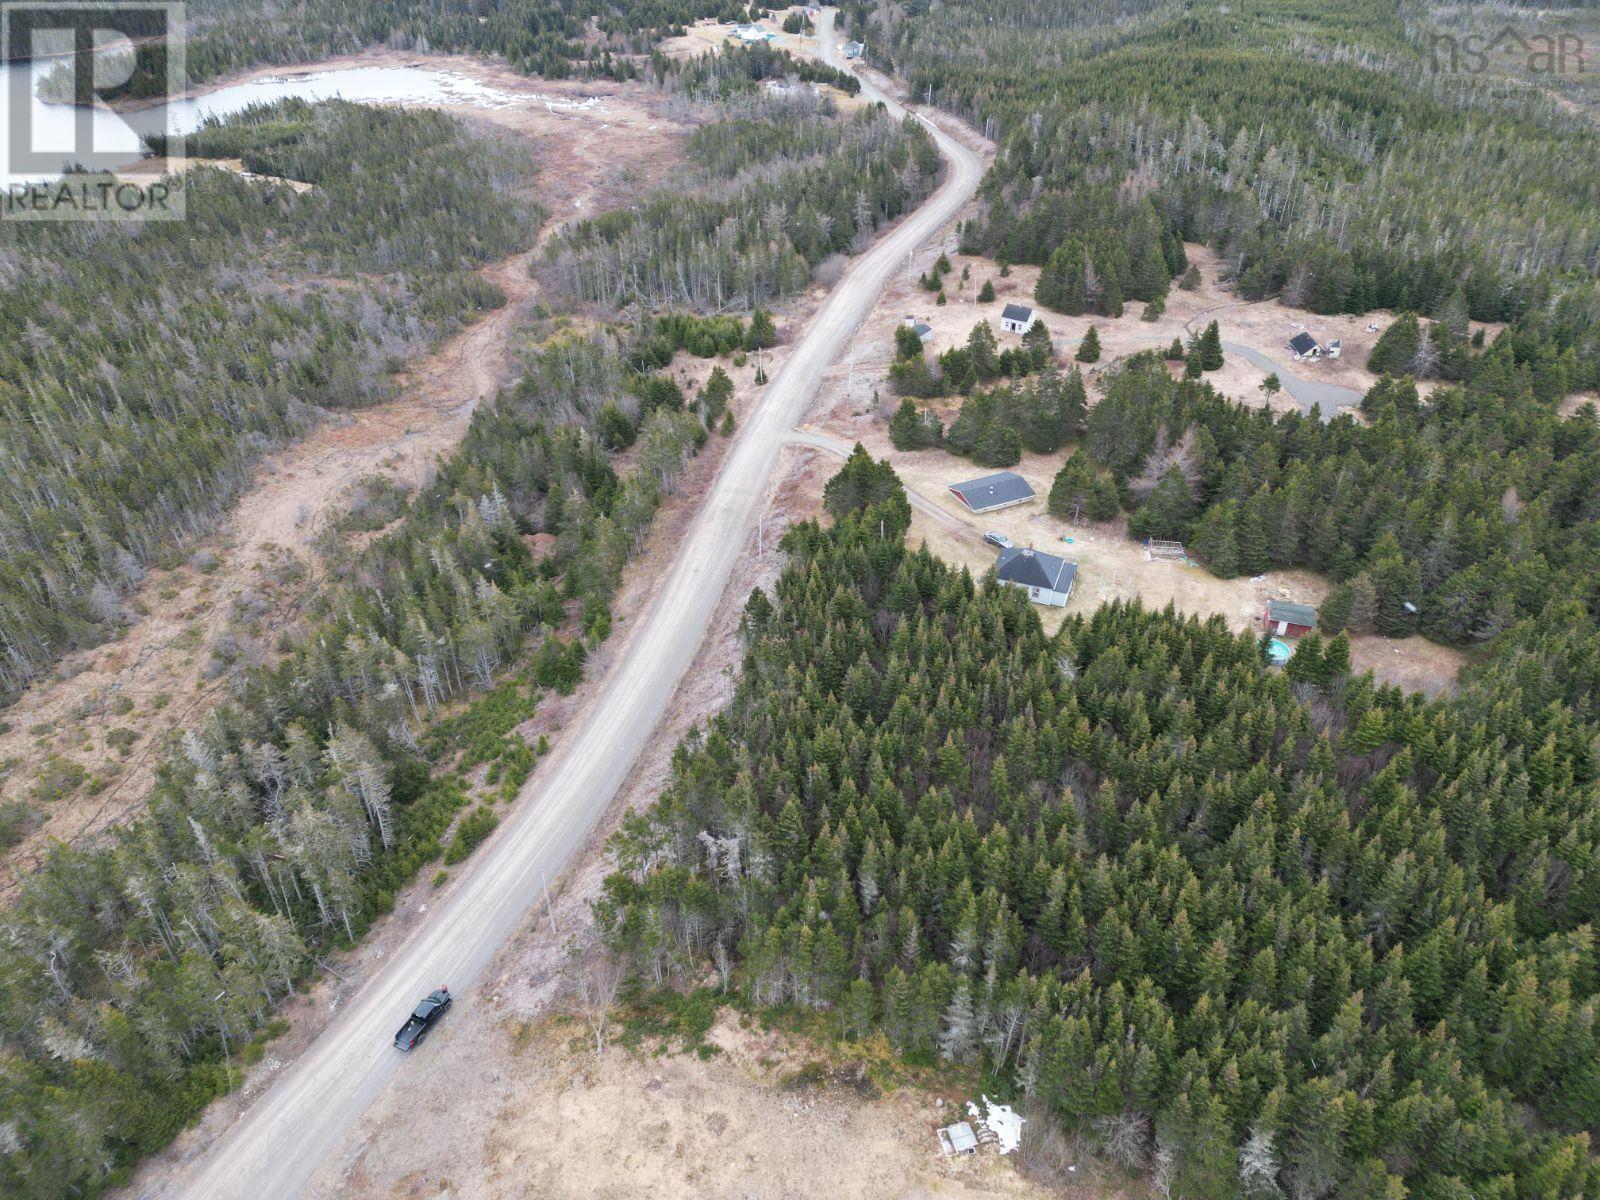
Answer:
[{"xmin": 1265, "ymin": 599, "xmax": 1317, "ymax": 639}]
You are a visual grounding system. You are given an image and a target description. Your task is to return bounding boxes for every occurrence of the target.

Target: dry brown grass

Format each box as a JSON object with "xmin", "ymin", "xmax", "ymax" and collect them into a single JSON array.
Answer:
[{"xmin": 802, "ymin": 231, "xmax": 1470, "ymax": 698}]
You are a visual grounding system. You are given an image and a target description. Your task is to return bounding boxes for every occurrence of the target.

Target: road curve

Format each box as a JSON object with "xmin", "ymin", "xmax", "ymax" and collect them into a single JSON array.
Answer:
[{"xmin": 162, "ymin": 11, "xmax": 981, "ymax": 1200}]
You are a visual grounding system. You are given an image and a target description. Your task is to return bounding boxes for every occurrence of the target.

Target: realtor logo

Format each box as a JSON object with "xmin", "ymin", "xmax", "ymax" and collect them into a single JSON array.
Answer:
[
  {"xmin": 1431, "ymin": 25, "xmax": 1588, "ymax": 76},
  {"xmin": 2, "ymin": 2, "xmax": 186, "ymax": 220}
]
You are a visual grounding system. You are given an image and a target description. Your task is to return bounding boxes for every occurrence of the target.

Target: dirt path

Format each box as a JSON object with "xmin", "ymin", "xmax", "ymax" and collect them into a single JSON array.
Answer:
[
  {"xmin": 0, "ymin": 60, "xmax": 690, "ymax": 890},
  {"xmin": 0, "ymin": 256, "xmax": 523, "ymax": 889}
]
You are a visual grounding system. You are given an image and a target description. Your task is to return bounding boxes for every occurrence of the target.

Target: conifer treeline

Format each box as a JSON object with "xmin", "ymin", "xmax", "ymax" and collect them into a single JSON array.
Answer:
[
  {"xmin": 653, "ymin": 39, "xmax": 862, "ymax": 99},
  {"xmin": 842, "ymin": 0, "xmax": 1600, "ymax": 391},
  {"xmin": 889, "ymin": 316, "xmax": 1058, "ymax": 404},
  {"xmin": 0, "ymin": 100, "xmax": 537, "ymax": 707},
  {"xmin": 600, "ymin": 450, "xmax": 1600, "ymax": 1200},
  {"xmin": 1057, "ymin": 353, "xmax": 1600, "ymax": 645},
  {"xmin": 0, "ymin": 328, "xmax": 706, "ymax": 1200},
  {"xmin": 544, "ymin": 97, "xmax": 940, "ymax": 311},
  {"xmin": 24, "ymin": 0, "xmax": 752, "ymax": 91}
]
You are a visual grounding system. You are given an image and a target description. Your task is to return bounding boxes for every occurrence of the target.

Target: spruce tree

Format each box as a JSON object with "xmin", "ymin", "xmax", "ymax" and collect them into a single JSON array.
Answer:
[
  {"xmin": 1075, "ymin": 326, "xmax": 1102, "ymax": 363},
  {"xmin": 1058, "ymin": 367, "xmax": 1088, "ymax": 437},
  {"xmin": 889, "ymin": 399, "xmax": 936, "ymax": 450},
  {"xmin": 1022, "ymin": 320, "xmax": 1053, "ymax": 369},
  {"xmin": 745, "ymin": 308, "xmax": 778, "ymax": 350},
  {"xmin": 975, "ymin": 423, "xmax": 1023, "ymax": 467},
  {"xmin": 1129, "ymin": 467, "xmax": 1194, "ymax": 541},
  {"xmin": 1199, "ymin": 320, "xmax": 1224, "ymax": 371},
  {"xmin": 967, "ymin": 320, "xmax": 1001, "ymax": 380}
]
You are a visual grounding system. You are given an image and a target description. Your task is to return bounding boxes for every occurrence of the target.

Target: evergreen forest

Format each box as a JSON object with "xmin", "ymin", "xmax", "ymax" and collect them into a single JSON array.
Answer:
[
  {"xmin": 1073, "ymin": 355, "xmax": 1600, "ymax": 646},
  {"xmin": 839, "ymin": 0, "xmax": 1600, "ymax": 393},
  {"xmin": 19, "ymin": 0, "xmax": 757, "ymax": 91},
  {"xmin": 601, "ymin": 450, "xmax": 1600, "ymax": 1200},
  {"xmin": 544, "ymin": 93, "xmax": 940, "ymax": 310},
  {"xmin": 0, "ymin": 99, "xmax": 538, "ymax": 706},
  {"xmin": 0, "ymin": 285, "xmax": 717, "ymax": 1200}
]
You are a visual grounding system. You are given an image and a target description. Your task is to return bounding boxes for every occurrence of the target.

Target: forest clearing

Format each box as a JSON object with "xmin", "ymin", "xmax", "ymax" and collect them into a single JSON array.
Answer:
[
  {"xmin": 832, "ymin": 242, "xmax": 1504, "ymax": 425},
  {"xmin": 801, "ymin": 233, "xmax": 1473, "ymax": 697},
  {"xmin": 306, "ymin": 1006, "xmax": 1096, "ymax": 1200}
]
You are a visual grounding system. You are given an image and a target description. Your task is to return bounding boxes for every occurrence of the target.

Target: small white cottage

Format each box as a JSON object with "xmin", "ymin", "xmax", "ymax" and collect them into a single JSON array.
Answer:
[{"xmin": 999, "ymin": 303, "xmax": 1036, "ymax": 334}]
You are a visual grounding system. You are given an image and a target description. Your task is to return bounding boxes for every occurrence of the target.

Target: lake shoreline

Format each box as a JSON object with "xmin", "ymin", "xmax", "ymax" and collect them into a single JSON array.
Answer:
[
  {"xmin": 5, "ymin": 49, "xmax": 572, "ymax": 184},
  {"xmin": 107, "ymin": 45, "xmax": 516, "ymax": 113}
]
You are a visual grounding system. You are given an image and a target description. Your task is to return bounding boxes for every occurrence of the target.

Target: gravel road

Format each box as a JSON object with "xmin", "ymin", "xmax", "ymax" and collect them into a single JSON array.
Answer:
[{"xmin": 161, "ymin": 13, "xmax": 982, "ymax": 1197}]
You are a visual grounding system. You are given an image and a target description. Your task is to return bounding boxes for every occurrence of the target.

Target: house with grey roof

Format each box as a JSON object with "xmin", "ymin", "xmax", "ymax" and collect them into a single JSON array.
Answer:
[
  {"xmin": 1288, "ymin": 331, "xmax": 1320, "ymax": 360},
  {"xmin": 947, "ymin": 471, "xmax": 1035, "ymax": 514},
  {"xmin": 995, "ymin": 546, "xmax": 1077, "ymax": 607},
  {"xmin": 999, "ymin": 303, "xmax": 1035, "ymax": 334}
]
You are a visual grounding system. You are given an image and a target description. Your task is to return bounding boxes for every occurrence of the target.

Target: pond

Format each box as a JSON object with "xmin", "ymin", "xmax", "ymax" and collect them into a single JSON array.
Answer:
[{"xmin": 0, "ymin": 58, "xmax": 521, "ymax": 186}]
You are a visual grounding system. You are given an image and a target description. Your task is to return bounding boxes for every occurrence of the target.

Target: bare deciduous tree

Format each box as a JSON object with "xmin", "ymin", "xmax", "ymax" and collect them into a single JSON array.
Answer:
[{"xmin": 572, "ymin": 954, "xmax": 626, "ymax": 1055}]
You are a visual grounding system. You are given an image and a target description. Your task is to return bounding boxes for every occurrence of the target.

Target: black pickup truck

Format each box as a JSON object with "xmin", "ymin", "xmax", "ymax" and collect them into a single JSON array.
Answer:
[{"xmin": 394, "ymin": 987, "xmax": 451, "ymax": 1051}]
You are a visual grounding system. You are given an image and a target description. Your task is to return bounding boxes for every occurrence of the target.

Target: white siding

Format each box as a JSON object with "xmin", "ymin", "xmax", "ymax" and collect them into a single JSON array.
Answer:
[{"xmin": 1003, "ymin": 580, "xmax": 1070, "ymax": 607}]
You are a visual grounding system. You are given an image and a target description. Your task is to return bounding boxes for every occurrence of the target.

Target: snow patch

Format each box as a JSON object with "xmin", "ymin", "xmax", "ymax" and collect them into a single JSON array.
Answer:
[{"xmin": 969, "ymin": 1095, "xmax": 1024, "ymax": 1155}]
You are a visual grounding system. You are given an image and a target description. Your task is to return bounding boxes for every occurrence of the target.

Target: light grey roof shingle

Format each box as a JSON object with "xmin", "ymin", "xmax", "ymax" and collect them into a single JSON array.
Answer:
[{"xmin": 948, "ymin": 471, "xmax": 1035, "ymax": 512}]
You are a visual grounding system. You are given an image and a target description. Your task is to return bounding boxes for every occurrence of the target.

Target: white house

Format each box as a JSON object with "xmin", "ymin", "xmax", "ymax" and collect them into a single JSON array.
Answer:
[
  {"xmin": 1288, "ymin": 332, "xmax": 1342, "ymax": 361},
  {"xmin": 999, "ymin": 302, "xmax": 1035, "ymax": 334},
  {"xmin": 1288, "ymin": 331, "xmax": 1321, "ymax": 361},
  {"xmin": 843, "ymin": 40, "xmax": 865, "ymax": 59},
  {"xmin": 995, "ymin": 546, "xmax": 1077, "ymax": 607}
]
